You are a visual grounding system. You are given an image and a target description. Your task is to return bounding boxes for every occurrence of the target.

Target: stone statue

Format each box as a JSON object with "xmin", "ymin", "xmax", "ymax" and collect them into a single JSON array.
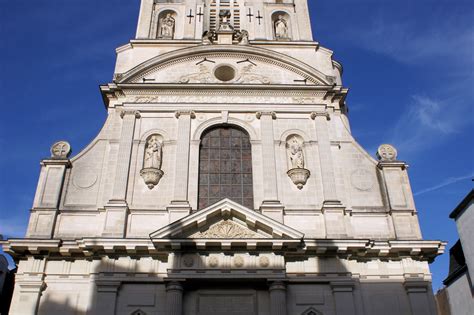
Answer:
[
  {"xmin": 144, "ymin": 136, "xmax": 163, "ymax": 169},
  {"xmin": 202, "ymin": 30, "xmax": 217, "ymax": 45},
  {"xmin": 235, "ymin": 30, "xmax": 249, "ymax": 45},
  {"xmin": 274, "ymin": 15, "xmax": 288, "ymax": 39},
  {"xmin": 159, "ymin": 13, "xmax": 175, "ymax": 38},
  {"xmin": 288, "ymin": 137, "xmax": 304, "ymax": 169}
]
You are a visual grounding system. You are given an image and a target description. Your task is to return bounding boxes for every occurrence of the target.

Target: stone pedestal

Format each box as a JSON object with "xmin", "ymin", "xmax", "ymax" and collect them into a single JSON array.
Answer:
[
  {"xmin": 166, "ymin": 281, "xmax": 184, "ymax": 315},
  {"xmin": 269, "ymin": 281, "xmax": 287, "ymax": 315},
  {"xmin": 27, "ymin": 158, "xmax": 70, "ymax": 238}
]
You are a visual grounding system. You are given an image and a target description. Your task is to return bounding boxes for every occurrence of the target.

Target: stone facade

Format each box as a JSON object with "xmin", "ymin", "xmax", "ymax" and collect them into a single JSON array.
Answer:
[{"xmin": 1, "ymin": 1, "xmax": 445, "ymax": 314}]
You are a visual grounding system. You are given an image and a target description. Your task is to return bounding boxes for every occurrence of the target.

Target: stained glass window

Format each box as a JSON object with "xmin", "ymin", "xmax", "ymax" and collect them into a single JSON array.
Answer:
[{"xmin": 198, "ymin": 126, "xmax": 254, "ymax": 209}]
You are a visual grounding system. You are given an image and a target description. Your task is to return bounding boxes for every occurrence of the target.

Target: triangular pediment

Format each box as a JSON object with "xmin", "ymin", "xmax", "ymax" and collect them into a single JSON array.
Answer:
[{"xmin": 149, "ymin": 199, "xmax": 304, "ymax": 240}]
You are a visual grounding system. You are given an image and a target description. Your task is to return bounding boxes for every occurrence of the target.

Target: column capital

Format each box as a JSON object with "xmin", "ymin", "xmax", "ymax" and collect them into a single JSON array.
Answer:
[
  {"xmin": 175, "ymin": 110, "xmax": 196, "ymax": 119},
  {"xmin": 330, "ymin": 280, "xmax": 355, "ymax": 292},
  {"xmin": 95, "ymin": 280, "xmax": 121, "ymax": 293},
  {"xmin": 310, "ymin": 111, "xmax": 330, "ymax": 120},
  {"xmin": 18, "ymin": 280, "xmax": 47, "ymax": 293},
  {"xmin": 256, "ymin": 111, "xmax": 276, "ymax": 119},
  {"xmin": 166, "ymin": 281, "xmax": 184, "ymax": 292},
  {"xmin": 403, "ymin": 279, "xmax": 429, "ymax": 293},
  {"xmin": 120, "ymin": 110, "xmax": 141, "ymax": 119},
  {"xmin": 268, "ymin": 281, "xmax": 287, "ymax": 291}
]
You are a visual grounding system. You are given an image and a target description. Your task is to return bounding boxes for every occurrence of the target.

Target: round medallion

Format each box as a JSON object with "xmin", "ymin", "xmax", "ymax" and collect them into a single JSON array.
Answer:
[
  {"xmin": 233, "ymin": 255, "xmax": 244, "ymax": 268},
  {"xmin": 72, "ymin": 167, "xmax": 98, "ymax": 189},
  {"xmin": 350, "ymin": 169, "xmax": 374, "ymax": 191},
  {"xmin": 208, "ymin": 256, "xmax": 219, "ymax": 268},
  {"xmin": 259, "ymin": 256, "xmax": 270, "ymax": 268},
  {"xmin": 376, "ymin": 144, "xmax": 398, "ymax": 161},
  {"xmin": 182, "ymin": 255, "xmax": 195, "ymax": 268},
  {"xmin": 50, "ymin": 141, "xmax": 71, "ymax": 159}
]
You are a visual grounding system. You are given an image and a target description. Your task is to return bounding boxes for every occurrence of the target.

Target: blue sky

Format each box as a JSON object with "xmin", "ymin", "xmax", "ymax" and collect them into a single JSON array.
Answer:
[{"xmin": 0, "ymin": 0, "xmax": 472, "ymax": 290}]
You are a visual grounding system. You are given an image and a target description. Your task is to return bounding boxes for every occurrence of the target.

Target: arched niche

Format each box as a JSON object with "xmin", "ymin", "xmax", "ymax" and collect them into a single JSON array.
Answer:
[
  {"xmin": 150, "ymin": 9, "xmax": 177, "ymax": 39},
  {"xmin": 272, "ymin": 11, "xmax": 291, "ymax": 40},
  {"xmin": 197, "ymin": 125, "xmax": 254, "ymax": 210}
]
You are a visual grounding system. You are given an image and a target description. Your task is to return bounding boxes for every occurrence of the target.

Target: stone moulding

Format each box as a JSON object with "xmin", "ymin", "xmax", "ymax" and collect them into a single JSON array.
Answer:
[
  {"xmin": 140, "ymin": 167, "xmax": 164, "ymax": 189},
  {"xmin": 287, "ymin": 168, "xmax": 310, "ymax": 189},
  {"xmin": 0, "ymin": 238, "xmax": 446, "ymax": 262}
]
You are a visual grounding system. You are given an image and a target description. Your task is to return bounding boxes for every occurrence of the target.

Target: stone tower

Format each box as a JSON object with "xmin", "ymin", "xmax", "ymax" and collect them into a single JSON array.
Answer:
[{"xmin": 2, "ymin": 1, "xmax": 445, "ymax": 314}]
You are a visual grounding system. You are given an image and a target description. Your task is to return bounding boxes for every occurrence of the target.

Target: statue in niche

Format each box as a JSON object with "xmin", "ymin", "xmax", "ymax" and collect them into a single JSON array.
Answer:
[
  {"xmin": 159, "ymin": 13, "xmax": 175, "ymax": 38},
  {"xmin": 288, "ymin": 136, "xmax": 304, "ymax": 169},
  {"xmin": 286, "ymin": 136, "xmax": 310, "ymax": 189},
  {"xmin": 274, "ymin": 15, "xmax": 288, "ymax": 39},
  {"xmin": 141, "ymin": 135, "xmax": 164, "ymax": 189},
  {"xmin": 144, "ymin": 135, "xmax": 163, "ymax": 169}
]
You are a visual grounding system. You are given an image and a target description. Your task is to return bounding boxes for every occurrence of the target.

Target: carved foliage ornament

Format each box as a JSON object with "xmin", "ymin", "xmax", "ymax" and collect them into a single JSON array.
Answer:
[{"xmin": 189, "ymin": 220, "xmax": 263, "ymax": 238}]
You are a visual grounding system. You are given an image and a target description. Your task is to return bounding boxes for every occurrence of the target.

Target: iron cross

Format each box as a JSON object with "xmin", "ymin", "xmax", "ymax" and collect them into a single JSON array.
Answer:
[
  {"xmin": 196, "ymin": 7, "xmax": 204, "ymax": 22},
  {"xmin": 246, "ymin": 8, "xmax": 254, "ymax": 22},
  {"xmin": 256, "ymin": 11, "xmax": 263, "ymax": 25},
  {"xmin": 187, "ymin": 9, "xmax": 195, "ymax": 24}
]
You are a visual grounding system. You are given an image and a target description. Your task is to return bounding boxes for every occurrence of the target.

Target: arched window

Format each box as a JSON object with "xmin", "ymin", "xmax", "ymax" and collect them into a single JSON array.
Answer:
[{"xmin": 198, "ymin": 126, "xmax": 253, "ymax": 209}]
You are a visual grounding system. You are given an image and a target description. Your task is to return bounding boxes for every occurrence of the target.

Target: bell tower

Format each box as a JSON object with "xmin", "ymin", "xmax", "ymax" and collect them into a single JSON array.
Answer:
[{"xmin": 135, "ymin": 0, "xmax": 313, "ymax": 41}]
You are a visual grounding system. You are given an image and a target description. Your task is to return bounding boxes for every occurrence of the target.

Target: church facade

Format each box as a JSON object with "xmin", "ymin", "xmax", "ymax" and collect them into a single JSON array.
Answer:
[{"xmin": 2, "ymin": 1, "xmax": 445, "ymax": 314}]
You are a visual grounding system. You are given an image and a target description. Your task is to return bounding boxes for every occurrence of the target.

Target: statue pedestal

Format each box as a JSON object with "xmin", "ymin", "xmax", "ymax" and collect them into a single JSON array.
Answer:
[{"xmin": 287, "ymin": 168, "xmax": 310, "ymax": 189}]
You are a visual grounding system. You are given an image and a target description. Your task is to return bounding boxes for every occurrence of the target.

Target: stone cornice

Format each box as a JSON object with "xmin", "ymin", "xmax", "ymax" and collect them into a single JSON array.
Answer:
[
  {"xmin": 100, "ymin": 83, "xmax": 348, "ymax": 108},
  {"xmin": 1, "ymin": 238, "xmax": 446, "ymax": 262}
]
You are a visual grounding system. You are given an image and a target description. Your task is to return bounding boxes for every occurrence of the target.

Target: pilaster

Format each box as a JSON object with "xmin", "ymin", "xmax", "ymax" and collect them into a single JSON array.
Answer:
[
  {"xmin": 166, "ymin": 281, "xmax": 184, "ymax": 315},
  {"xmin": 404, "ymin": 279, "xmax": 436, "ymax": 315},
  {"xmin": 167, "ymin": 111, "xmax": 195, "ymax": 220},
  {"xmin": 269, "ymin": 281, "xmax": 287, "ymax": 315},
  {"xmin": 377, "ymin": 144, "xmax": 421, "ymax": 240},
  {"xmin": 28, "ymin": 157, "xmax": 70, "ymax": 238},
  {"xmin": 92, "ymin": 280, "xmax": 121, "ymax": 315},
  {"xmin": 257, "ymin": 111, "xmax": 284, "ymax": 222},
  {"xmin": 330, "ymin": 281, "xmax": 356, "ymax": 315},
  {"xmin": 103, "ymin": 110, "xmax": 140, "ymax": 237}
]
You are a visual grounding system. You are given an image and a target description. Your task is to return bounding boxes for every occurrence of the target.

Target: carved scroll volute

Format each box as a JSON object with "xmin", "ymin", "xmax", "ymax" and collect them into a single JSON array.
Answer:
[
  {"xmin": 140, "ymin": 134, "xmax": 164, "ymax": 189},
  {"xmin": 286, "ymin": 135, "xmax": 310, "ymax": 189}
]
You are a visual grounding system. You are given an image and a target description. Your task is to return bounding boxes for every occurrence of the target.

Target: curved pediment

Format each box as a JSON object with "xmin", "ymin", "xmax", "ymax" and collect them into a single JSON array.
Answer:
[{"xmin": 117, "ymin": 45, "xmax": 332, "ymax": 85}]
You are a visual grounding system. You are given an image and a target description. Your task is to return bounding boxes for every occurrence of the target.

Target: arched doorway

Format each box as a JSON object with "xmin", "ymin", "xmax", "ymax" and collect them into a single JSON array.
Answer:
[{"xmin": 198, "ymin": 126, "xmax": 254, "ymax": 209}]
